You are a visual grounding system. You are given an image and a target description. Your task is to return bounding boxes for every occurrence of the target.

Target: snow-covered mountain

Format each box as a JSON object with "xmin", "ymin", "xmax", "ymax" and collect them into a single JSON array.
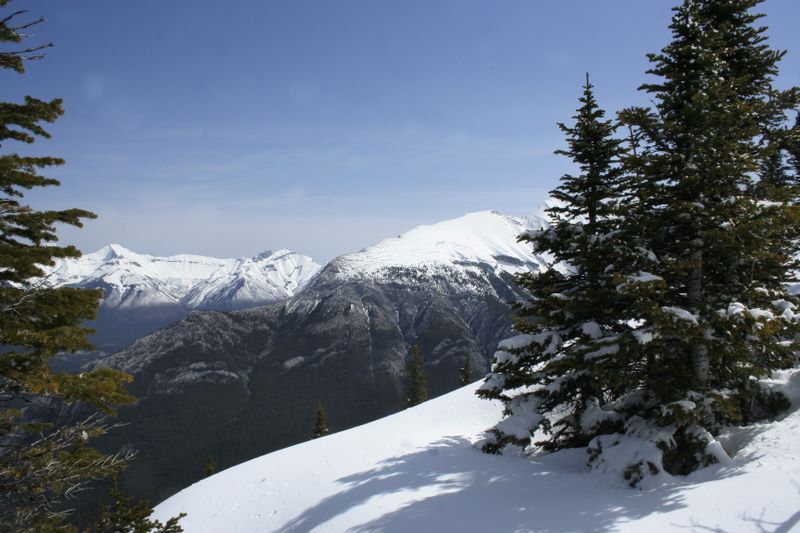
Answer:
[
  {"xmin": 42, "ymin": 244, "xmax": 321, "ymax": 311},
  {"xmin": 332, "ymin": 210, "xmax": 549, "ymax": 281},
  {"xmin": 96, "ymin": 210, "xmax": 547, "ymax": 377},
  {"xmin": 39, "ymin": 245, "xmax": 320, "ymax": 355},
  {"xmin": 154, "ymin": 374, "xmax": 800, "ymax": 532},
  {"xmin": 81, "ymin": 210, "xmax": 549, "ymax": 509}
]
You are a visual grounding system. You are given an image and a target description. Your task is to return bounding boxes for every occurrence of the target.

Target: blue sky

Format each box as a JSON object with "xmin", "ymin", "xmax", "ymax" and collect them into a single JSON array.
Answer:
[{"xmin": 8, "ymin": 0, "xmax": 800, "ymax": 262}]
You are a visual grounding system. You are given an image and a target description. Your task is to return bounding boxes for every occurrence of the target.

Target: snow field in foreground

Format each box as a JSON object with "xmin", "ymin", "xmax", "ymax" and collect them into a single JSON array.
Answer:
[{"xmin": 154, "ymin": 377, "xmax": 800, "ymax": 532}]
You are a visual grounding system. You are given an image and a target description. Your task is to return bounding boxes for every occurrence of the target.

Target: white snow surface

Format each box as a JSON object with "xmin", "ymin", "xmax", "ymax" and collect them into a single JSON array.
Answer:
[
  {"xmin": 155, "ymin": 376, "xmax": 800, "ymax": 533},
  {"xmin": 331, "ymin": 210, "xmax": 549, "ymax": 280},
  {"xmin": 38, "ymin": 245, "xmax": 321, "ymax": 309}
]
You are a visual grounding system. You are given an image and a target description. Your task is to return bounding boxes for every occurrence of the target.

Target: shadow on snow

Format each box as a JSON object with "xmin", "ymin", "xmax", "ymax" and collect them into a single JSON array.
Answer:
[{"xmin": 279, "ymin": 436, "xmax": 750, "ymax": 532}]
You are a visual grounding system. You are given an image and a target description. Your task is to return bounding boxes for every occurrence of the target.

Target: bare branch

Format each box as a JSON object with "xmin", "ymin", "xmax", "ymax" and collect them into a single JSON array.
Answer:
[
  {"xmin": 11, "ymin": 16, "xmax": 45, "ymax": 32},
  {"xmin": 0, "ymin": 9, "xmax": 28, "ymax": 26},
  {"xmin": 6, "ymin": 42, "xmax": 53, "ymax": 57}
]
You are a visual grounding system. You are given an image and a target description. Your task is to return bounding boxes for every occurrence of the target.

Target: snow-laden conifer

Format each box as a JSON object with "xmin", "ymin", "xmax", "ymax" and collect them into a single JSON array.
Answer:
[
  {"xmin": 481, "ymin": 0, "xmax": 800, "ymax": 486},
  {"xmin": 478, "ymin": 75, "xmax": 633, "ymax": 453},
  {"xmin": 608, "ymin": 0, "xmax": 800, "ymax": 482}
]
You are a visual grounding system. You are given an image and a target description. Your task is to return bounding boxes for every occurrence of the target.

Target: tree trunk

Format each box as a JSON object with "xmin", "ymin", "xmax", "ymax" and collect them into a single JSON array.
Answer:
[{"xmin": 688, "ymin": 244, "xmax": 709, "ymax": 390}]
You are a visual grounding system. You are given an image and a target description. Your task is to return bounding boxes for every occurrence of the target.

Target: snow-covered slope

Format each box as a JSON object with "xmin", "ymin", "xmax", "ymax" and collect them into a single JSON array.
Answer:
[
  {"xmin": 331, "ymin": 210, "xmax": 549, "ymax": 281},
  {"xmin": 155, "ymin": 375, "xmax": 800, "ymax": 533},
  {"xmin": 40, "ymin": 245, "xmax": 321, "ymax": 310}
]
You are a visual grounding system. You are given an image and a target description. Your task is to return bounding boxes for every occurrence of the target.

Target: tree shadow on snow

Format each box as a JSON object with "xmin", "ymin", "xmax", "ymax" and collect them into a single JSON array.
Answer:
[
  {"xmin": 279, "ymin": 436, "xmax": 750, "ymax": 532},
  {"xmin": 670, "ymin": 480, "xmax": 800, "ymax": 533},
  {"xmin": 672, "ymin": 508, "xmax": 800, "ymax": 533}
]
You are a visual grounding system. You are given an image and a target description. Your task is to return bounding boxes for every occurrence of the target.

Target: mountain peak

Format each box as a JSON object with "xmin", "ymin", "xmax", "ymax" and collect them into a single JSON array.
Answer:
[
  {"xmin": 95, "ymin": 243, "xmax": 132, "ymax": 260},
  {"xmin": 330, "ymin": 210, "xmax": 546, "ymax": 279},
  {"xmin": 40, "ymin": 245, "xmax": 322, "ymax": 311}
]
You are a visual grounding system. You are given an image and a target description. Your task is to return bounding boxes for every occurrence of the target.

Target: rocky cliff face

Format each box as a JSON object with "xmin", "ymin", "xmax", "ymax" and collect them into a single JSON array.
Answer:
[{"xmin": 84, "ymin": 211, "xmax": 547, "ymax": 505}]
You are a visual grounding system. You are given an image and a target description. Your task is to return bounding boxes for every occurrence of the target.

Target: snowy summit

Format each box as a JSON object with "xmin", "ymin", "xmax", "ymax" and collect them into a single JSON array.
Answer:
[{"xmin": 331, "ymin": 210, "xmax": 549, "ymax": 280}]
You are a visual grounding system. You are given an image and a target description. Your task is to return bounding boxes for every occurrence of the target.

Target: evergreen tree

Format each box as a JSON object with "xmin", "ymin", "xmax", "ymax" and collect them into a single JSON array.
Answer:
[
  {"xmin": 85, "ymin": 481, "xmax": 185, "ymax": 533},
  {"xmin": 0, "ymin": 5, "xmax": 177, "ymax": 529},
  {"xmin": 203, "ymin": 456, "xmax": 217, "ymax": 477},
  {"xmin": 787, "ymin": 114, "xmax": 800, "ymax": 180},
  {"xmin": 478, "ymin": 75, "xmax": 630, "ymax": 453},
  {"xmin": 312, "ymin": 404, "xmax": 329, "ymax": 439},
  {"xmin": 752, "ymin": 93, "xmax": 797, "ymax": 200},
  {"xmin": 482, "ymin": 0, "xmax": 800, "ymax": 487},
  {"xmin": 405, "ymin": 345, "xmax": 428, "ymax": 407},
  {"xmin": 610, "ymin": 0, "xmax": 800, "ymax": 481},
  {"xmin": 458, "ymin": 355, "xmax": 474, "ymax": 386}
]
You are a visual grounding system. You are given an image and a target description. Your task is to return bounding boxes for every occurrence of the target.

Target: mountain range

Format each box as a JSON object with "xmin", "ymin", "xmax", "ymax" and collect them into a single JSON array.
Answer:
[
  {"xmin": 69, "ymin": 210, "xmax": 548, "ymax": 509},
  {"xmin": 41, "ymin": 245, "xmax": 320, "ymax": 355}
]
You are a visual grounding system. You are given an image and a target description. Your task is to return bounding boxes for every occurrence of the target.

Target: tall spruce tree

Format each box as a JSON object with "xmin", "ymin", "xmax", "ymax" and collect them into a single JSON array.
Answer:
[
  {"xmin": 0, "ymin": 5, "xmax": 176, "ymax": 530},
  {"xmin": 477, "ymin": 75, "xmax": 630, "ymax": 453},
  {"xmin": 609, "ymin": 0, "xmax": 800, "ymax": 481},
  {"xmin": 405, "ymin": 345, "xmax": 428, "ymax": 407},
  {"xmin": 482, "ymin": 0, "xmax": 800, "ymax": 487}
]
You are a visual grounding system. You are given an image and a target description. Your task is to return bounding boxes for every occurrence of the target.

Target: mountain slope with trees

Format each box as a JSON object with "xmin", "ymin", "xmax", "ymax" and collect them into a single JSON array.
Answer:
[{"xmin": 79, "ymin": 211, "xmax": 547, "ymax": 507}]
